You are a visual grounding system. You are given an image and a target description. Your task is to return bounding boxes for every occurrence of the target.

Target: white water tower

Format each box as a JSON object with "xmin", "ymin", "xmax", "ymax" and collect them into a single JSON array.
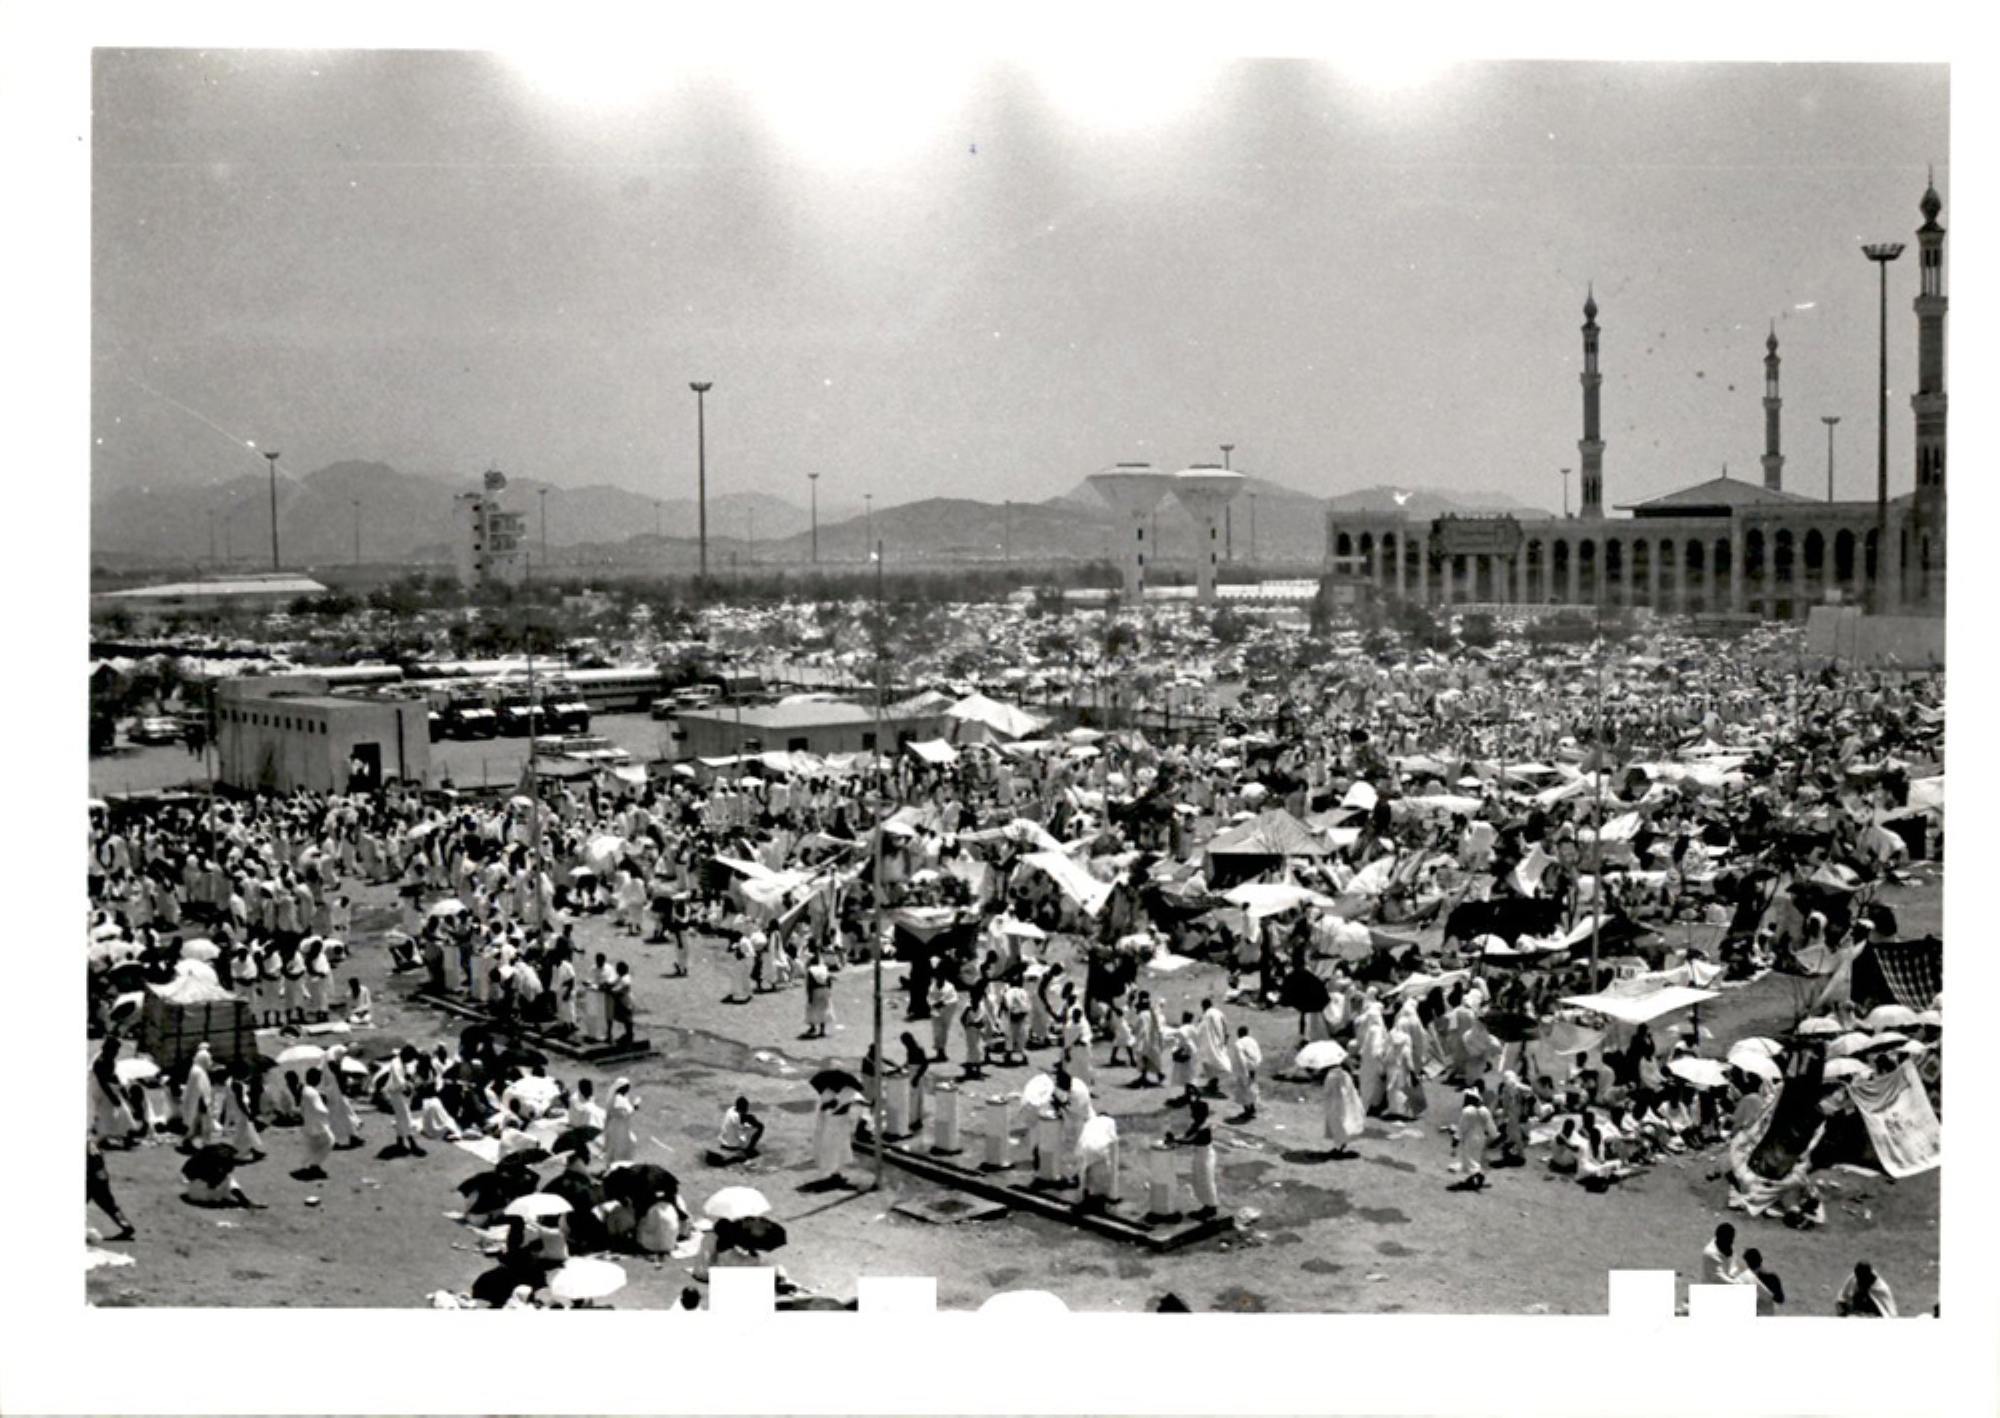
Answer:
[
  {"xmin": 1087, "ymin": 464, "xmax": 1174, "ymax": 600},
  {"xmin": 1171, "ymin": 467, "xmax": 1247, "ymax": 604}
]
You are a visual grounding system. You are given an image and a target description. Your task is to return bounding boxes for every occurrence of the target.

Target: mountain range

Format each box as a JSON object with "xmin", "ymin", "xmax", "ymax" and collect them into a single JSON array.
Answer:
[{"xmin": 89, "ymin": 461, "xmax": 1548, "ymax": 574}]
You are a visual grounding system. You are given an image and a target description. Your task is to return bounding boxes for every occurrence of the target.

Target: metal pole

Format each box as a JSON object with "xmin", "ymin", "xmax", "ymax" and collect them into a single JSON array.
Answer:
[
  {"xmin": 1822, "ymin": 416, "xmax": 1840, "ymax": 504},
  {"xmin": 691, "ymin": 381, "xmax": 713, "ymax": 590},
  {"xmin": 352, "ymin": 498, "xmax": 362, "ymax": 567},
  {"xmin": 1861, "ymin": 244, "xmax": 1902, "ymax": 610},
  {"xmin": 871, "ymin": 537, "xmax": 886, "ymax": 1188},
  {"xmin": 264, "ymin": 451, "xmax": 281, "ymax": 570},
  {"xmin": 809, "ymin": 473, "xmax": 820, "ymax": 565},
  {"xmin": 539, "ymin": 488, "xmax": 549, "ymax": 565},
  {"xmin": 1221, "ymin": 445, "xmax": 1234, "ymax": 561},
  {"xmin": 1590, "ymin": 551, "xmax": 1604, "ymax": 981}
]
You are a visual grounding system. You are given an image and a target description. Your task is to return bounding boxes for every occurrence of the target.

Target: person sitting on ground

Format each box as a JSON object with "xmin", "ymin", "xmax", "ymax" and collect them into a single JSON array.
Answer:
[
  {"xmin": 716, "ymin": 1097, "xmax": 765, "ymax": 1162},
  {"xmin": 346, "ymin": 977, "xmax": 373, "ymax": 1027},
  {"xmin": 1835, "ymin": 1260, "xmax": 1897, "ymax": 1317}
]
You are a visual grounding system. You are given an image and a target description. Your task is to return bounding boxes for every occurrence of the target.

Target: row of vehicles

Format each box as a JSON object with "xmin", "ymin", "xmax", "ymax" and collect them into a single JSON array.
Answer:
[{"xmin": 428, "ymin": 681, "xmax": 593, "ymax": 742}]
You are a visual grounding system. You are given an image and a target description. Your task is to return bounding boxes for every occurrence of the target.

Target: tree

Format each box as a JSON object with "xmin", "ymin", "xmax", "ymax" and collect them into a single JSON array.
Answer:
[{"xmin": 1208, "ymin": 605, "xmax": 1250, "ymax": 647}]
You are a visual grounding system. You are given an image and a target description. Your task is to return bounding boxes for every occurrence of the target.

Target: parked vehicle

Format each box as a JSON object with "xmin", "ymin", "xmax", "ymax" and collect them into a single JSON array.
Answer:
[{"xmin": 130, "ymin": 715, "xmax": 184, "ymax": 745}]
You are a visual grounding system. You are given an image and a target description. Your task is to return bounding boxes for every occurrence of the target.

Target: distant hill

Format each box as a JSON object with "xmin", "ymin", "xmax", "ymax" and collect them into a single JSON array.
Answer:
[{"xmin": 1323, "ymin": 485, "xmax": 1550, "ymax": 517}]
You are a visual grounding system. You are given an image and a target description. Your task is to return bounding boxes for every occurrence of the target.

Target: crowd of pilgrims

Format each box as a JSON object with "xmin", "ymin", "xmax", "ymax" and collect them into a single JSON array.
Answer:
[{"xmin": 86, "ymin": 642, "xmax": 1940, "ymax": 1249}]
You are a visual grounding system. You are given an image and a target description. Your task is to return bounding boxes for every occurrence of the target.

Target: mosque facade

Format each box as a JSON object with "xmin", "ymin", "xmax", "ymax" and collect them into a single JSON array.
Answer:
[{"xmin": 1324, "ymin": 179, "xmax": 1946, "ymax": 621}]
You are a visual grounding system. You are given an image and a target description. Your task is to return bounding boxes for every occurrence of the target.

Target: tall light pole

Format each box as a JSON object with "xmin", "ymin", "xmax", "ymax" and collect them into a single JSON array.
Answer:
[
  {"xmin": 1862, "ymin": 243, "xmax": 1903, "ymax": 610},
  {"xmin": 1821, "ymin": 416, "xmax": 1840, "ymax": 503},
  {"xmin": 690, "ymin": 381, "xmax": 713, "ymax": 589},
  {"xmin": 808, "ymin": 472, "xmax": 820, "ymax": 565},
  {"xmin": 263, "ymin": 450, "xmax": 282, "ymax": 571},
  {"xmin": 538, "ymin": 487, "xmax": 550, "ymax": 566},
  {"xmin": 351, "ymin": 497, "xmax": 362, "ymax": 567},
  {"xmin": 1561, "ymin": 466, "xmax": 1572, "ymax": 519},
  {"xmin": 1248, "ymin": 492, "xmax": 1258, "ymax": 566},
  {"xmin": 1220, "ymin": 444, "xmax": 1235, "ymax": 560},
  {"xmin": 864, "ymin": 493, "xmax": 873, "ymax": 562}
]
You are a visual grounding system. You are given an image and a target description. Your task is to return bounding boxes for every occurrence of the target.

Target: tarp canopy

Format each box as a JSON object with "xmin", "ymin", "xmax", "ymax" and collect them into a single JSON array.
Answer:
[
  {"xmin": 946, "ymin": 692, "xmax": 1047, "ymax": 741},
  {"xmin": 905, "ymin": 738, "xmax": 959, "ymax": 766},
  {"xmin": 1204, "ymin": 808, "xmax": 1329, "ymax": 860},
  {"xmin": 1559, "ymin": 984, "xmax": 1719, "ymax": 1025},
  {"xmin": 1020, "ymin": 850, "xmax": 1112, "ymax": 916}
]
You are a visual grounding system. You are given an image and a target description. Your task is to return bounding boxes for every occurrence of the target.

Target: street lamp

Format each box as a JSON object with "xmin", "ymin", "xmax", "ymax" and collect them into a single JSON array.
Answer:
[
  {"xmin": 808, "ymin": 472, "xmax": 820, "ymax": 565},
  {"xmin": 1220, "ymin": 444, "xmax": 1235, "ymax": 560},
  {"xmin": 1862, "ymin": 242, "xmax": 1903, "ymax": 610},
  {"xmin": 263, "ymin": 450, "xmax": 282, "ymax": 570},
  {"xmin": 1821, "ymin": 416, "xmax": 1840, "ymax": 503},
  {"xmin": 690, "ymin": 381, "xmax": 713, "ymax": 588}
]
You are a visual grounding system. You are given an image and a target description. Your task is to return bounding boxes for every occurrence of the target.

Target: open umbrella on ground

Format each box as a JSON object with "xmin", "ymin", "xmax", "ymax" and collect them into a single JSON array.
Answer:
[
  {"xmin": 550, "ymin": 1125, "xmax": 601, "ymax": 1157},
  {"xmin": 427, "ymin": 898, "xmax": 467, "ymax": 918},
  {"xmin": 1822, "ymin": 1057, "xmax": 1873, "ymax": 1081},
  {"xmin": 178, "ymin": 938, "xmax": 221, "ymax": 962},
  {"xmin": 1726, "ymin": 1044, "xmax": 1784, "ymax": 1082},
  {"xmin": 1795, "ymin": 1017, "xmax": 1844, "ymax": 1036},
  {"xmin": 545, "ymin": 1169, "xmax": 606, "ymax": 1214},
  {"xmin": 1666, "ymin": 1057, "xmax": 1730, "ymax": 1090},
  {"xmin": 457, "ymin": 1167, "xmax": 542, "ymax": 1215},
  {"xmin": 702, "ymin": 1186, "xmax": 771, "ymax": 1221},
  {"xmin": 1731, "ymin": 1036, "xmax": 1783, "ymax": 1057},
  {"xmin": 503, "ymin": 1192, "xmax": 573, "ymax": 1219},
  {"xmin": 602, "ymin": 1163, "xmax": 679, "ymax": 1211},
  {"xmin": 1826, "ymin": 1032, "xmax": 1885, "ymax": 1060},
  {"xmin": 1294, "ymin": 1040, "xmax": 1349, "ymax": 1072},
  {"xmin": 809, "ymin": 1068, "xmax": 865, "ymax": 1097},
  {"xmin": 714, "ymin": 1215, "xmax": 789, "ymax": 1254},
  {"xmin": 276, "ymin": 1043, "xmax": 326, "ymax": 1067},
  {"xmin": 1862, "ymin": 1004, "xmax": 1920, "ymax": 1031},
  {"xmin": 546, "ymin": 1257, "xmax": 627, "ymax": 1304},
  {"xmin": 180, "ymin": 1143, "xmax": 242, "ymax": 1188}
]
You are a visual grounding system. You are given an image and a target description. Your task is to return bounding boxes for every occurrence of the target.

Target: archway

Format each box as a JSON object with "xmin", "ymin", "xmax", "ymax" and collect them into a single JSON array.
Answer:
[
  {"xmin": 1803, "ymin": 529, "xmax": 1825, "ymax": 606},
  {"xmin": 1833, "ymin": 528, "xmax": 1857, "ymax": 595},
  {"xmin": 1604, "ymin": 539, "xmax": 1626, "ymax": 607},
  {"xmin": 1684, "ymin": 539, "xmax": 1706, "ymax": 614},
  {"xmin": 1551, "ymin": 539, "xmax": 1571, "ymax": 604},
  {"xmin": 1743, "ymin": 529, "xmax": 1766, "ymax": 612}
]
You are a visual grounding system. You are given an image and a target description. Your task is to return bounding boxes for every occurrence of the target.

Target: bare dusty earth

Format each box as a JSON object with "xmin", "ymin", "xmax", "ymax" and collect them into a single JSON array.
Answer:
[{"xmin": 88, "ymin": 737, "xmax": 1941, "ymax": 1315}]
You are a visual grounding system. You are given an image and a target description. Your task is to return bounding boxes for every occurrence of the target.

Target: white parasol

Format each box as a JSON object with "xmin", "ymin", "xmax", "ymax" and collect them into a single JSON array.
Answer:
[
  {"xmin": 1821, "ymin": 1057, "xmax": 1872, "ymax": 1081},
  {"xmin": 1861, "ymin": 1004, "xmax": 1920, "ymax": 1031},
  {"xmin": 504, "ymin": 1193, "xmax": 573, "ymax": 1218},
  {"xmin": 1666, "ymin": 1057, "xmax": 1729, "ymax": 1090},
  {"xmin": 1294, "ymin": 1040, "xmax": 1349, "ymax": 1072},
  {"xmin": 1726, "ymin": 1044, "xmax": 1783, "ymax": 1081},
  {"xmin": 179, "ymin": 938, "xmax": 221, "ymax": 962},
  {"xmin": 545, "ymin": 1257, "xmax": 628, "ymax": 1303},
  {"xmin": 701, "ymin": 1186, "xmax": 771, "ymax": 1221},
  {"xmin": 276, "ymin": 1044, "xmax": 327, "ymax": 1066},
  {"xmin": 427, "ymin": 898, "xmax": 467, "ymax": 918}
]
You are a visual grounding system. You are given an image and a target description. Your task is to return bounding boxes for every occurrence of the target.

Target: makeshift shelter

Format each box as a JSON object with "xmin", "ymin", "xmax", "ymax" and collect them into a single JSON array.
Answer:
[
  {"xmin": 1202, "ymin": 808, "xmax": 1329, "ymax": 887},
  {"xmin": 137, "ymin": 974, "xmax": 256, "ymax": 1072},
  {"xmin": 945, "ymin": 692, "xmax": 1048, "ymax": 744}
]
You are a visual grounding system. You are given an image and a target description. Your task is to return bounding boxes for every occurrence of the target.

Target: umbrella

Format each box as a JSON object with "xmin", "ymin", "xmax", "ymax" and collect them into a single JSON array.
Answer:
[
  {"xmin": 550, "ymin": 1125, "xmax": 602, "ymax": 1157},
  {"xmin": 178, "ymin": 938, "xmax": 221, "ymax": 962},
  {"xmin": 810, "ymin": 1068, "xmax": 865, "ymax": 1097},
  {"xmin": 546, "ymin": 1257, "xmax": 628, "ymax": 1304},
  {"xmin": 1018, "ymin": 1073, "xmax": 1057, "ymax": 1110},
  {"xmin": 1731, "ymin": 1037, "xmax": 1783, "ymax": 1057},
  {"xmin": 114, "ymin": 1056, "xmax": 160, "ymax": 1084},
  {"xmin": 997, "ymin": 918, "xmax": 1048, "ymax": 941},
  {"xmin": 457, "ymin": 1167, "xmax": 542, "ymax": 1213},
  {"xmin": 1726, "ymin": 1045, "xmax": 1784, "ymax": 1082},
  {"xmin": 1914, "ymin": 1009, "xmax": 1942, "ymax": 1028},
  {"xmin": 702, "ymin": 1186, "xmax": 772, "ymax": 1221},
  {"xmin": 1795, "ymin": 1017, "xmax": 1844, "ymax": 1036},
  {"xmin": 276, "ymin": 1044, "xmax": 326, "ymax": 1067},
  {"xmin": 1279, "ymin": 969, "xmax": 1331, "ymax": 1015},
  {"xmin": 174, "ymin": 959, "xmax": 219, "ymax": 985},
  {"xmin": 427, "ymin": 898, "xmax": 467, "ymax": 918},
  {"xmin": 714, "ymin": 1215, "xmax": 789, "ymax": 1254},
  {"xmin": 1294, "ymin": 1040, "xmax": 1349, "ymax": 1072},
  {"xmin": 504, "ymin": 1192, "xmax": 573, "ymax": 1219},
  {"xmin": 1666, "ymin": 1057, "xmax": 1730, "ymax": 1090},
  {"xmin": 1822, "ymin": 1057, "xmax": 1872, "ymax": 1081},
  {"xmin": 602, "ymin": 1163, "xmax": 679, "ymax": 1210},
  {"xmin": 180, "ymin": 1143, "xmax": 242, "ymax": 1187},
  {"xmin": 1862, "ymin": 1004, "xmax": 1920, "ymax": 1031},
  {"xmin": 1826, "ymin": 1032, "xmax": 1883, "ymax": 1060},
  {"xmin": 568, "ymin": 867, "xmax": 598, "ymax": 880}
]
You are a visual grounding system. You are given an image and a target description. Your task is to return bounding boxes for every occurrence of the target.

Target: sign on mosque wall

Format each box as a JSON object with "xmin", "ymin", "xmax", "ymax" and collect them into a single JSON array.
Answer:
[{"xmin": 1434, "ymin": 515, "xmax": 1524, "ymax": 557}]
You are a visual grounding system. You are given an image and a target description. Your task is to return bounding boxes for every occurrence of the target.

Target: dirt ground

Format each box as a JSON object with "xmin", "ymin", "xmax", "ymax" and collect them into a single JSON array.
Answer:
[{"xmin": 85, "ymin": 772, "xmax": 1943, "ymax": 1313}]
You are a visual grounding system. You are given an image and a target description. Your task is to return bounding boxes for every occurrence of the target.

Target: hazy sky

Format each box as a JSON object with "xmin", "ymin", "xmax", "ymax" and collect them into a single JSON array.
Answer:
[{"xmin": 92, "ymin": 54, "xmax": 1947, "ymax": 511}]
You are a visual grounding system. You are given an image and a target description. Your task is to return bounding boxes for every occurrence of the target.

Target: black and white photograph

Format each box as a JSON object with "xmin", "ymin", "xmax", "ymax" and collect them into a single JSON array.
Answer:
[{"xmin": 8, "ymin": 10, "xmax": 1994, "ymax": 1417}]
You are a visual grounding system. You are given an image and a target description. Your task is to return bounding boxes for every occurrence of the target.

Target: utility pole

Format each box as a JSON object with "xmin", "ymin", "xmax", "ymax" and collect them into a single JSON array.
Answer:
[
  {"xmin": 352, "ymin": 497, "xmax": 362, "ymax": 567},
  {"xmin": 809, "ymin": 472, "xmax": 820, "ymax": 565},
  {"xmin": 870, "ymin": 536, "xmax": 886, "ymax": 1188},
  {"xmin": 1862, "ymin": 243, "xmax": 1903, "ymax": 611},
  {"xmin": 1821, "ymin": 416, "xmax": 1840, "ymax": 503},
  {"xmin": 264, "ymin": 450, "xmax": 282, "ymax": 570},
  {"xmin": 690, "ymin": 381, "xmax": 713, "ymax": 590}
]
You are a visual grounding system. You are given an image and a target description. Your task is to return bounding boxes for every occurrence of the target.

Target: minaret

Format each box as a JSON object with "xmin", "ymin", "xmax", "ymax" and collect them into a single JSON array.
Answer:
[
  {"xmin": 1761, "ymin": 325, "xmax": 1785, "ymax": 492},
  {"xmin": 1910, "ymin": 173, "xmax": 1947, "ymax": 607},
  {"xmin": 1579, "ymin": 286, "xmax": 1605, "ymax": 518}
]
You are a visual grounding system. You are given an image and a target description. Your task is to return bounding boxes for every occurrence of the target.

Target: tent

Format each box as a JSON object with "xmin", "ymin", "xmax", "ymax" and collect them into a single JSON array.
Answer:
[
  {"xmin": 905, "ymin": 738, "xmax": 960, "ymax": 766},
  {"xmin": 1558, "ymin": 983, "xmax": 1719, "ymax": 1026},
  {"xmin": 946, "ymin": 692, "xmax": 1048, "ymax": 744},
  {"xmin": 1202, "ymin": 808, "xmax": 1328, "ymax": 887}
]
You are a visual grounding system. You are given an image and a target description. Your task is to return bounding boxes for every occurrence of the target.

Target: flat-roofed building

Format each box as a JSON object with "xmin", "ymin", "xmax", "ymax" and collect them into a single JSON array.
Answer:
[
  {"xmin": 215, "ymin": 675, "xmax": 431, "ymax": 793},
  {"xmin": 673, "ymin": 699, "xmax": 946, "ymax": 760}
]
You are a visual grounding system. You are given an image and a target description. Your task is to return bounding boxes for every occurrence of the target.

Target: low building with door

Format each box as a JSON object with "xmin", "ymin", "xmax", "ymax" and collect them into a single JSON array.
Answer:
[
  {"xmin": 672, "ymin": 699, "xmax": 947, "ymax": 760},
  {"xmin": 215, "ymin": 675, "xmax": 431, "ymax": 793}
]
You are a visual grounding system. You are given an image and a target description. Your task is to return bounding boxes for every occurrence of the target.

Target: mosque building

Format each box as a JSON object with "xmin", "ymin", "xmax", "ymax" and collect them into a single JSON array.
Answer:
[{"xmin": 1324, "ymin": 178, "xmax": 1946, "ymax": 621}]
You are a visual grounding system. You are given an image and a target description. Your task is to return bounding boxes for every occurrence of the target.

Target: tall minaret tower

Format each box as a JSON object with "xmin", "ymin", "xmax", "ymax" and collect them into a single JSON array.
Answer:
[
  {"xmin": 1910, "ymin": 173, "xmax": 1947, "ymax": 608},
  {"xmin": 1579, "ymin": 286, "xmax": 1605, "ymax": 518},
  {"xmin": 1761, "ymin": 325, "xmax": 1785, "ymax": 492}
]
